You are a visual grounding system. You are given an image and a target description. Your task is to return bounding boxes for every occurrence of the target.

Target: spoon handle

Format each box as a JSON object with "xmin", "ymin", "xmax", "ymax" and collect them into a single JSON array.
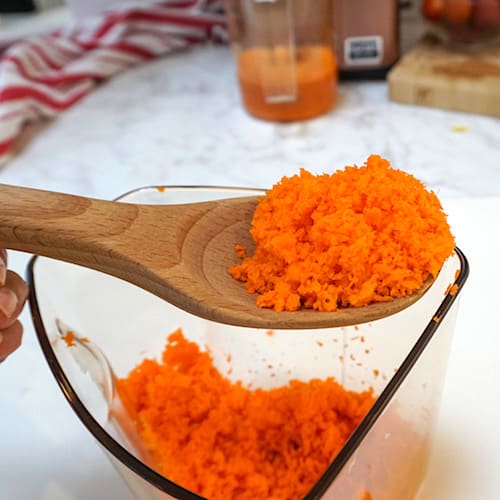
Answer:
[{"xmin": 0, "ymin": 183, "xmax": 139, "ymax": 263}]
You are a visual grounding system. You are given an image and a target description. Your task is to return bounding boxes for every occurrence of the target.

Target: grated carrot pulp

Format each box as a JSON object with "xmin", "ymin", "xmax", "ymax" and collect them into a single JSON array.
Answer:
[
  {"xmin": 117, "ymin": 329, "xmax": 375, "ymax": 500},
  {"xmin": 229, "ymin": 155, "xmax": 455, "ymax": 312}
]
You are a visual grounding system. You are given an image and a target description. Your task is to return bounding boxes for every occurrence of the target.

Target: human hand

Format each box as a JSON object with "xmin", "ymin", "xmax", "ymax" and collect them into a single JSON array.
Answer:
[{"xmin": 0, "ymin": 250, "xmax": 29, "ymax": 362}]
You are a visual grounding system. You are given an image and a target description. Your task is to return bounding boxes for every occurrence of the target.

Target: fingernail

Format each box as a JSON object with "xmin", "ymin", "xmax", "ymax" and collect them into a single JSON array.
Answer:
[
  {"xmin": 0, "ymin": 262, "xmax": 5, "ymax": 287},
  {"xmin": 0, "ymin": 288, "xmax": 18, "ymax": 318}
]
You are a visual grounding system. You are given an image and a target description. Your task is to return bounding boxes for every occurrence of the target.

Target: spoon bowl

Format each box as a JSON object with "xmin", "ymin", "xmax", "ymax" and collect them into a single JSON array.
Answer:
[{"xmin": 0, "ymin": 184, "xmax": 432, "ymax": 329}]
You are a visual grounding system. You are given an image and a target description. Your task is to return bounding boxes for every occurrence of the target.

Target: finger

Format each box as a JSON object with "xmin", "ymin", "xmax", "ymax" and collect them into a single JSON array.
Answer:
[
  {"xmin": 0, "ymin": 270, "xmax": 29, "ymax": 330},
  {"xmin": 0, "ymin": 249, "xmax": 6, "ymax": 286},
  {"xmin": 0, "ymin": 320, "xmax": 23, "ymax": 362}
]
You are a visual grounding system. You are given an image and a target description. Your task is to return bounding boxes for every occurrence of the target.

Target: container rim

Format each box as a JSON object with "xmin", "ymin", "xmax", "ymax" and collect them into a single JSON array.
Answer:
[{"xmin": 26, "ymin": 185, "xmax": 470, "ymax": 500}]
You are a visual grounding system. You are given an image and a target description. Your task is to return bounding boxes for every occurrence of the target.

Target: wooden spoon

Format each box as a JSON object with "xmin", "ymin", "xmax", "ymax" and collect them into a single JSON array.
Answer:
[{"xmin": 0, "ymin": 184, "xmax": 432, "ymax": 329}]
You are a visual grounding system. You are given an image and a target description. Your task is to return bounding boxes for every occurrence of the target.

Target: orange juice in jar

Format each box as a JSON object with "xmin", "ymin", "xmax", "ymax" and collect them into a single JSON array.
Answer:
[
  {"xmin": 237, "ymin": 44, "xmax": 337, "ymax": 121},
  {"xmin": 225, "ymin": 0, "xmax": 337, "ymax": 122}
]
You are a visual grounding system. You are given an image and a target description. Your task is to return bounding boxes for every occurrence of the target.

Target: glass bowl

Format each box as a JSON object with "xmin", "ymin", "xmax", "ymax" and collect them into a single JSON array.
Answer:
[
  {"xmin": 422, "ymin": 0, "xmax": 500, "ymax": 45},
  {"xmin": 27, "ymin": 186, "xmax": 469, "ymax": 500}
]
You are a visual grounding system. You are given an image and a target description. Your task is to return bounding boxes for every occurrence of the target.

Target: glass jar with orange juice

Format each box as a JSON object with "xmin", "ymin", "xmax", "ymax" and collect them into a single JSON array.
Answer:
[{"xmin": 224, "ymin": 0, "xmax": 337, "ymax": 122}]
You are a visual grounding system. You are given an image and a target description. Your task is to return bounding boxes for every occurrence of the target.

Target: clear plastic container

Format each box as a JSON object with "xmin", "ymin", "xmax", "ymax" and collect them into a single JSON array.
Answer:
[{"xmin": 27, "ymin": 186, "xmax": 469, "ymax": 500}]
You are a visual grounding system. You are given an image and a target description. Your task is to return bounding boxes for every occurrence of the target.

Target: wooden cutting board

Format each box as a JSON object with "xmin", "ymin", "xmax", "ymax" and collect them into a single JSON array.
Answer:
[{"xmin": 388, "ymin": 35, "xmax": 500, "ymax": 117}]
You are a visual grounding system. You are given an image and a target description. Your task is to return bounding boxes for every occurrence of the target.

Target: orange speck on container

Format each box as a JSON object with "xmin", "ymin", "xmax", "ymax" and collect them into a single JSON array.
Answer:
[
  {"xmin": 445, "ymin": 283, "xmax": 459, "ymax": 296},
  {"xmin": 61, "ymin": 330, "xmax": 76, "ymax": 347}
]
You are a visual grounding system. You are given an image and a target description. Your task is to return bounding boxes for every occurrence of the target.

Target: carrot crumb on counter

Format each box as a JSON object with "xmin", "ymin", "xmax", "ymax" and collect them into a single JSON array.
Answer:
[
  {"xmin": 117, "ymin": 329, "xmax": 375, "ymax": 500},
  {"xmin": 451, "ymin": 124, "xmax": 470, "ymax": 133},
  {"xmin": 229, "ymin": 155, "xmax": 455, "ymax": 312}
]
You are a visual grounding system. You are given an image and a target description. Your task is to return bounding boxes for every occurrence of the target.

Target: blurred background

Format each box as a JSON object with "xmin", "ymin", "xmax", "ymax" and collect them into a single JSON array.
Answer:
[{"xmin": 0, "ymin": 0, "xmax": 428, "ymax": 59}]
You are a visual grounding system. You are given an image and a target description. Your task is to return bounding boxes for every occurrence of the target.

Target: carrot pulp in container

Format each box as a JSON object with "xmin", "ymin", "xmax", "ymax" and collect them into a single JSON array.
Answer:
[
  {"xmin": 117, "ymin": 330, "xmax": 433, "ymax": 500},
  {"xmin": 117, "ymin": 330, "xmax": 375, "ymax": 500}
]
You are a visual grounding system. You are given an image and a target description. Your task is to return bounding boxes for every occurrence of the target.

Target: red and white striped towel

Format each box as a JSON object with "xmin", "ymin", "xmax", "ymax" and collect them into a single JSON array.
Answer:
[{"xmin": 0, "ymin": 0, "xmax": 226, "ymax": 165}]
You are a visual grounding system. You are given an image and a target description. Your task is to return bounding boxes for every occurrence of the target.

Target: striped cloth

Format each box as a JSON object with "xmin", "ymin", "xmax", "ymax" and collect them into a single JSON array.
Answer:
[{"xmin": 0, "ymin": 0, "xmax": 226, "ymax": 165}]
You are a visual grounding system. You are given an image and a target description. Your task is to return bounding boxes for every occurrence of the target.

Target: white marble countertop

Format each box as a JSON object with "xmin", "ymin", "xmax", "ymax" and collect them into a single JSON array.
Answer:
[{"xmin": 0, "ymin": 44, "xmax": 500, "ymax": 500}]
